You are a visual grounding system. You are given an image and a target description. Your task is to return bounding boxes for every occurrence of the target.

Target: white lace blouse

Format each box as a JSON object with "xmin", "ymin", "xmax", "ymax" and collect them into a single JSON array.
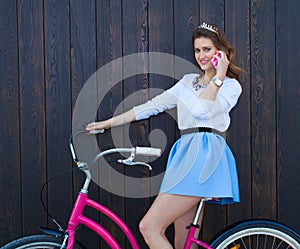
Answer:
[{"xmin": 133, "ymin": 74, "xmax": 242, "ymax": 132}]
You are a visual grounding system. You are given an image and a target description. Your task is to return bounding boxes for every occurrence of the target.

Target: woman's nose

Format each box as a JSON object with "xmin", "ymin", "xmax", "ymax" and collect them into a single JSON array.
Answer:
[
  {"xmin": 198, "ymin": 51, "xmax": 205, "ymax": 58},
  {"xmin": 198, "ymin": 53, "xmax": 205, "ymax": 59}
]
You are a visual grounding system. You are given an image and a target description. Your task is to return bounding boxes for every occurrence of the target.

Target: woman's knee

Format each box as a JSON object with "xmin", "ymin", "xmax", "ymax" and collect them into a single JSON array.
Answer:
[
  {"xmin": 139, "ymin": 217, "xmax": 147, "ymax": 235},
  {"xmin": 139, "ymin": 216, "xmax": 164, "ymax": 238},
  {"xmin": 139, "ymin": 216, "xmax": 153, "ymax": 236}
]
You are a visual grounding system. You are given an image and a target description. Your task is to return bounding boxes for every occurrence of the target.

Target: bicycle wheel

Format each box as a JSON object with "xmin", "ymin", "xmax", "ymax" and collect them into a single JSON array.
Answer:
[
  {"xmin": 210, "ymin": 219, "xmax": 300, "ymax": 249},
  {"xmin": 0, "ymin": 234, "xmax": 84, "ymax": 249}
]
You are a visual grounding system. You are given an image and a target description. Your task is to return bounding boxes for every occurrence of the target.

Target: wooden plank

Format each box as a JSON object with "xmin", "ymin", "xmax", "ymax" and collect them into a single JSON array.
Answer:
[
  {"xmin": 96, "ymin": 0, "xmax": 126, "ymax": 248},
  {"xmin": 17, "ymin": 0, "xmax": 47, "ymax": 235},
  {"xmin": 174, "ymin": 0, "xmax": 199, "ymax": 71},
  {"xmin": 70, "ymin": 0, "xmax": 98, "ymax": 247},
  {"xmin": 44, "ymin": 0, "xmax": 73, "ymax": 230},
  {"xmin": 0, "ymin": 0, "xmax": 22, "ymax": 244},
  {"xmin": 198, "ymin": 0, "xmax": 227, "ymax": 242},
  {"xmin": 148, "ymin": 0, "xmax": 175, "ymax": 244},
  {"xmin": 250, "ymin": 0, "xmax": 276, "ymax": 219},
  {"xmin": 199, "ymin": 0, "xmax": 224, "ymax": 26},
  {"xmin": 225, "ymin": 0, "xmax": 252, "ymax": 224},
  {"xmin": 122, "ymin": 0, "xmax": 150, "ymax": 247},
  {"xmin": 276, "ymin": 0, "xmax": 300, "ymax": 233},
  {"xmin": 1, "ymin": 1, "xmax": 300, "ymax": 247}
]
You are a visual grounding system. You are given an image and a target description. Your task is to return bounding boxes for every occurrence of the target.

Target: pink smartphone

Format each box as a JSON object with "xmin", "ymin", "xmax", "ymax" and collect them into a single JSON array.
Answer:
[{"xmin": 212, "ymin": 52, "xmax": 221, "ymax": 68}]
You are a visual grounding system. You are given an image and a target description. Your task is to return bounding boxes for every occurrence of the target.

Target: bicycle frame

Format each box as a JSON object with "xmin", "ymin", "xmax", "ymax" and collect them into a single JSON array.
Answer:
[
  {"xmin": 184, "ymin": 227, "xmax": 212, "ymax": 249},
  {"xmin": 66, "ymin": 131, "xmax": 212, "ymax": 249},
  {"xmin": 65, "ymin": 189, "xmax": 213, "ymax": 249},
  {"xmin": 66, "ymin": 191, "xmax": 139, "ymax": 249},
  {"xmin": 183, "ymin": 199, "xmax": 213, "ymax": 249}
]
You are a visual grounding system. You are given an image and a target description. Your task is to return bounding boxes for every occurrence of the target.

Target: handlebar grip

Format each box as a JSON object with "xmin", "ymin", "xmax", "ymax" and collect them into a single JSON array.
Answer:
[
  {"xmin": 135, "ymin": 147, "xmax": 162, "ymax": 157},
  {"xmin": 88, "ymin": 129, "xmax": 104, "ymax": 134}
]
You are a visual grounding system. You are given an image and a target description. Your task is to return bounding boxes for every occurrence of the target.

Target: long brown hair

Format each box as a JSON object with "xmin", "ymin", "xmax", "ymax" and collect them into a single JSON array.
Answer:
[{"xmin": 192, "ymin": 23, "xmax": 243, "ymax": 80}]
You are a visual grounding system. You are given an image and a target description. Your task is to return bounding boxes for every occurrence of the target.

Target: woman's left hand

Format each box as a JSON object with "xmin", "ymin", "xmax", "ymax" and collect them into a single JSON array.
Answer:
[{"xmin": 213, "ymin": 50, "xmax": 229, "ymax": 81}]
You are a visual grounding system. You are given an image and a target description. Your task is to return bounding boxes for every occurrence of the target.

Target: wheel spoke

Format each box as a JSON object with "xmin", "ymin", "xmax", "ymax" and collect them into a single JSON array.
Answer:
[
  {"xmin": 272, "ymin": 236, "xmax": 276, "ymax": 248},
  {"xmin": 275, "ymin": 239, "xmax": 283, "ymax": 249},
  {"xmin": 264, "ymin": 235, "xmax": 267, "ymax": 249},
  {"xmin": 240, "ymin": 237, "xmax": 247, "ymax": 249}
]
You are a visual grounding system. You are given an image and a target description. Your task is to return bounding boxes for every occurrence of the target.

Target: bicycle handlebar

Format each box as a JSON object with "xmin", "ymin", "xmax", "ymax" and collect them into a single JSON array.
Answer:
[
  {"xmin": 135, "ymin": 146, "xmax": 162, "ymax": 157},
  {"xmin": 69, "ymin": 130, "xmax": 162, "ymax": 170},
  {"xmin": 88, "ymin": 129, "xmax": 105, "ymax": 134}
]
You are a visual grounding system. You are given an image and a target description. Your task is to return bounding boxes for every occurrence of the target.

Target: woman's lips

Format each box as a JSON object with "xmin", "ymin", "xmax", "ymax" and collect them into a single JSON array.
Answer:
[{"xmin": 200, "ymin": 59, "xmax": 209, "ymax": 65}]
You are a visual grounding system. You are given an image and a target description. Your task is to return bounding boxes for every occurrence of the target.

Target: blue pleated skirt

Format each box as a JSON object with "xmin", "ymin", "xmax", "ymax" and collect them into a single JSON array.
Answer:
[{"xmin": 159, "ymin": 132, "xmax": 240, "ymax": 205}]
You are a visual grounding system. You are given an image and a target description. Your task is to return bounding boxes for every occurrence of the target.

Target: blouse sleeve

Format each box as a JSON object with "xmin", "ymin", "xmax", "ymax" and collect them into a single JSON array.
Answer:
[
  {"xmin": 192, "ymin": 78, "xmax": 242, "ymax": 120},
  {"xmin": 133, "ymin": 81, "xmax": 183, "ymax": 121},
  {"xmin": 216, "ymin": 78, "xmax": 242, "ymax": 112}
]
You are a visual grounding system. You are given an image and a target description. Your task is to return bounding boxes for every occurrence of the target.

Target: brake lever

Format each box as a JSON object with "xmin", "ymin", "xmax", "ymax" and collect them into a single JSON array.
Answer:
[{"xmin": 118, "ymin": 158, "xmax": 152, "ymax": 170}]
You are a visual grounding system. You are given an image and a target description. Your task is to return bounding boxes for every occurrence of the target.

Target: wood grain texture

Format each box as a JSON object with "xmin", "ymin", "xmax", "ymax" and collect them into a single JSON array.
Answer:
[
  {"xmin": 199, "ymin": 0, "xmax": 224, "ymax": 25},
  {"xmin": 122, "ymin": 0, "xmax": 150, "ymax": 248},
  {"xmin": 250, "ymin": 0, "xmax": 277, "ymax": 219},
  {"xmin": 0, "ymin": 0, "xmax": 22, "ymax": 244},
  {"xmin": 225, "ymin": 0, "xmax": 252, "ymax": 224},
  {"xmin": 96, "ymin": 0, "xmax": 126, "ymax": 248},
  {"xmin": 276, "ymin": 0, "xmax": 300, "ymax": 232},
  {"xmin": 174, "ymin": 0, "xmax": 199, "ymax": 74},
  {"xmin": 18, "ymin": 0, "xmax": 47, "ymax": 236},
  {"xmin": 0, "ymin": 1, "xmax": 300, "ymax": 247},
  {"xmin": 44, "ymin": 0, "xmax": 73, "ymax": 230},
  {"xmin": 70, "ymin": 0, "xmax": 99, "ymax": 247}
]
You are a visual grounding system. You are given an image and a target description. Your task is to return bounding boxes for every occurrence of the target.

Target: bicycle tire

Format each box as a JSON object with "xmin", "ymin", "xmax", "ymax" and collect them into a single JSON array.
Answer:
[
  {"xmin": 0, "ymin": 234, "xmax": 84, "ymax": 249},
  {"xmin": 210, "ymin": 219, "xmax": 300, "ymax": 249}
]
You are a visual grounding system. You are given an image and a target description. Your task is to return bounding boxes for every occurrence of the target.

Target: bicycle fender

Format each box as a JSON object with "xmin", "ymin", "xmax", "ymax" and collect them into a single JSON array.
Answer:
[{"xmin": 40, "ymin": 227, "xmax": 65, "ymax": 237}]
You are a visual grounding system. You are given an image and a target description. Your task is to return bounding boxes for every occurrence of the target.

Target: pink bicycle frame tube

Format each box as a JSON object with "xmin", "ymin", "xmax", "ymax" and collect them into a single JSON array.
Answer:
[
  {"xmin": 66, "ymin": 192, "xmax": 139, "ymax": 249},
  {"xmin": 184, "ymin": 226, "xmax": 212, "ymax": 249}
]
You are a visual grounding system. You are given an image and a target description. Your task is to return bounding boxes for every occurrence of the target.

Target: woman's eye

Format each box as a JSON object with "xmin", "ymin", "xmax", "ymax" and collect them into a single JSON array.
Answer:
[
  {"xmin": 204, "ymin": 47, "xmax": 211, "ymax": 52},
  {"xmin": 194, "ymin": 49, "xmax": 200, "ymax": 53}
]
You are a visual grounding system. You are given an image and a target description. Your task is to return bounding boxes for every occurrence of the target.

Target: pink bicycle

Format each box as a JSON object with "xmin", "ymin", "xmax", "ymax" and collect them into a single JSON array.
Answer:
[{"xmin": 2, "ymin": 130, "xmax": 300, "ymax": 249}]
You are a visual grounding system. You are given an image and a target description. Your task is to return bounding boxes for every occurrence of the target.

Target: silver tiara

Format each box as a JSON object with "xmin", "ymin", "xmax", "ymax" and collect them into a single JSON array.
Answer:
[{"xmin": 199, "ymin": 22, "xmax": 218, "ymax": 34}]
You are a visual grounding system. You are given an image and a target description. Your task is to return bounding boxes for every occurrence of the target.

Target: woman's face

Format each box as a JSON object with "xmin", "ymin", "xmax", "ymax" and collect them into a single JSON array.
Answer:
[{"xmin": 194, "ymin": 37, "xmax": 218, "ymax": 71}]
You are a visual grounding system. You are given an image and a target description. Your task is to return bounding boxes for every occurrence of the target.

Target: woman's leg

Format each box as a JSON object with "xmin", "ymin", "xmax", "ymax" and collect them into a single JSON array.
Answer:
[
  {"xmin": 174, "ymin": 202, "xmax": 206, "ymax": 249},
  {"xmin": 139, "ymin": 193, "xmax": 201, "ymax": 249}
]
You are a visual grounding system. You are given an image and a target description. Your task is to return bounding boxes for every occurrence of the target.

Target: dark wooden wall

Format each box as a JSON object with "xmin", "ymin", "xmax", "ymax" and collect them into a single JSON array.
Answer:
[{"xmin": 0, "ymin": 0, "xmax": 299, "ymax": 248}]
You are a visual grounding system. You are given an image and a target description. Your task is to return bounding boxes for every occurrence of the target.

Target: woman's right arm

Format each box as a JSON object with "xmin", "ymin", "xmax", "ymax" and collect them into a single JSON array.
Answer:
[
  {"xmin": 86, "ymin": 79, "xmax": 182, "ymax": 132},
  {"xmin": 86, "ymin": 109, "xmax": 136, "ymax": 132}
]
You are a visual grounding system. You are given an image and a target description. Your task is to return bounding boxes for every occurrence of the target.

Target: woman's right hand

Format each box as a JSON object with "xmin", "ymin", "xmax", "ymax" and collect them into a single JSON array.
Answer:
[
  {"xmin": 86, "ymin": 109, "xmax": 136, "ymax": 133},
  {"xmin": 86, "ymin": 120, "xmax": 111, "ymax": 133}
]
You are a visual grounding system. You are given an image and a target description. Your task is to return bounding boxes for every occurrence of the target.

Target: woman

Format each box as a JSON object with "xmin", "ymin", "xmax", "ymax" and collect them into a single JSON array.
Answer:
[{"xmin": 86, "ymin": 22, "xmax": 243, "ymax": 249}]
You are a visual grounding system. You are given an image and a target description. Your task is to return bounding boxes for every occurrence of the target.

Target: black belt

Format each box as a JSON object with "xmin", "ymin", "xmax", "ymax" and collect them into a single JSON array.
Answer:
[
  {"xmin": 181, "ymin": 127, "xmax": 212, "ymax": 136},
  {"xmin": 180, "ymin": 127, "xmax": 226, "ymax": 139}
]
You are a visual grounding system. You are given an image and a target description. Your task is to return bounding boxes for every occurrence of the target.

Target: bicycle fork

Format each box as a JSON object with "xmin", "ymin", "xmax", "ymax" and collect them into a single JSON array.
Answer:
[
  {"xmin": 60, "ymin": 235, "xmax": 69, "ymax": 249},
  {"xmin": 65, "ymin": 192, "xmax": 87, "ymax": 249}
]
